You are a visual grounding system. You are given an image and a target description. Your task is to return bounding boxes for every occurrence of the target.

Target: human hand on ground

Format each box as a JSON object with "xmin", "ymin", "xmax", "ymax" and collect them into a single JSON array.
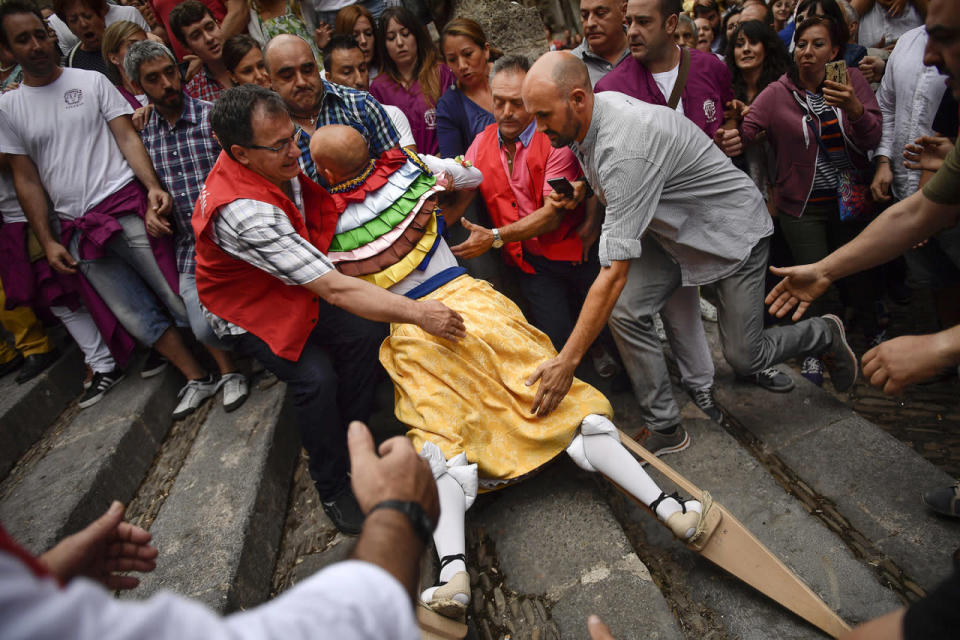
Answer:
[
  {"xmin": 45, "ymin": 241, "xmax": 78, "ymax": 274},
  {"xmin": 862, "ymin": 333, "xmax": 954, "ymax": 394},
  {"xmin": 39, "ymin": 501, "xmax": 157, "ymax": 589},
  {"xmin": 347, "ymin": 421, "xmax": 440, "ymax": 524},
  {"xmin": 526, "ymin": 354, "xmax": 576, "ymax": 416},
  {"xmin": 450, "ymin": 217, "xmax": 494, "ymax": 259},
  {"xmin": 765, "ymin": 263, "xmax": 833, "ymax": 321},
  {"xmin": 416, "ymin": 299, "xmax": 466, "ymax": 342}
]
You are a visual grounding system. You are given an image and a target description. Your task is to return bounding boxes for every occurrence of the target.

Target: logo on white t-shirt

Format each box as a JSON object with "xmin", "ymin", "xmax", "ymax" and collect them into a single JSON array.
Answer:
[
  {"xmin": 64, "ymin": 89, "xmax": 83, "ymax": 108},
  {"xmin": 702, "ymin": 99, "xmax": 717, "ymax": 123}
]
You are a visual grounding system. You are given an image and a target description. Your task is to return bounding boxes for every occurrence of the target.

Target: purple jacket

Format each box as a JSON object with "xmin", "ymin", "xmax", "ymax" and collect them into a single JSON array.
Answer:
[
  {"xmin": 594, "ymin": 49, "xmax": 733, "ymax": 139},
  {"xmin": 741, "ymin": 69, "xmax": 881, "ymax": 217}
]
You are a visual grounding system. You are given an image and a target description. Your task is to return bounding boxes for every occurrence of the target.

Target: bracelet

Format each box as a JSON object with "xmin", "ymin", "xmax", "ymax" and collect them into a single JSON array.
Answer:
[
  {"xmin": 368, "ymin": 500, "xmax": 435, "ymax": 545},
  {"xmin": 577, "ymin": 178, "xmax": 595, "ymax": 199},
  {"xmin": 876, "ymin": 157, "xmax": 891, "ymax": 165}
]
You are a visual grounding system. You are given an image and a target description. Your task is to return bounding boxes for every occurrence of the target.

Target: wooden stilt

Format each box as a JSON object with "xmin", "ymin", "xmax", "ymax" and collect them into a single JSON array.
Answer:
[
  {"xmin": 418, "ymin": 602, "xmax": 468, "ymax": 640},
  {"xmin": 617, "ymin": 429, "xmax": 852, "ymax": 639}
]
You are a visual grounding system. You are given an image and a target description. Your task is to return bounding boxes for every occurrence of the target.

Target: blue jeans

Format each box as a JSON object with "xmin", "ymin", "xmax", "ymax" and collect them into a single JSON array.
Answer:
[
  {"xmin": 70, "ymin": 214, "xmax": 187, "ymax": 347},
  {"xmin": 223, "ymin": 301, "xmax": 386, "ymax": 500},
  {"xmin": 178, "ymin": 271, "xmax": 229, "ymax": 351}
]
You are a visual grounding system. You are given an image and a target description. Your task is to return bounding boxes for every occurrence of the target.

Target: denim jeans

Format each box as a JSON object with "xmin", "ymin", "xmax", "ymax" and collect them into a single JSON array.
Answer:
[
  {"xmin": 609, "ymin": 235, "xmax": 832, "ymax": 431},
  {"xmin": 70, "ymin": 214, "xmax": 187, "ymax": 346},
  {"xmin": 178, "ymin": 272, "xmax": 229, "ymax": 351},
  {"xmin": 224, "ymin": 301, "xmax": 387, "ymax": 500}
]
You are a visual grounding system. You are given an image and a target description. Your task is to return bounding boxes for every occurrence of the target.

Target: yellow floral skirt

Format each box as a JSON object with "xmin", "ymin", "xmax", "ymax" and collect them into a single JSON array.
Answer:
[{"xmin": 379, "ymin": 275, "xmax": 613, "ymax": 488}]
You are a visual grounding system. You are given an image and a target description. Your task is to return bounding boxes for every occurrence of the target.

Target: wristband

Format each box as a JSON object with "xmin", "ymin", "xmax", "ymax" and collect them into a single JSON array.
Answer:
[
  {"xmin": 369, "ymin": 500, "xmax": 435, "ymax": 545},
  {"xmin": 578, "ymin": 179, "xmax": 595, "ymax": 199}
]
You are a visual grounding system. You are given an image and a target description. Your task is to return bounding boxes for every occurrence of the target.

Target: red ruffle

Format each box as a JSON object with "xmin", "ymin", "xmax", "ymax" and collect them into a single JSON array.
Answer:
[{"xmin": 329, "ymin": 148, "xmax": 413, "ymax": 211}]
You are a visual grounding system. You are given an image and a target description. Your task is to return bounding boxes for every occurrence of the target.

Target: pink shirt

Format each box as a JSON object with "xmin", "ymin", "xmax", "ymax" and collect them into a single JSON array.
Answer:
[
  {"xmin": 466, "ymin": 120, "xmax": 582, "ymax": 257},
  {"xmin": 370, "ymin": 66, "xmax": 456, "ymax": 155}
]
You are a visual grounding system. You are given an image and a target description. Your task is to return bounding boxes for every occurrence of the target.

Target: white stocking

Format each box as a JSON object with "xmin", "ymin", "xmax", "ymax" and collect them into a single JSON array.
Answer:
[
  {"xmin": 567, "ymin": 415, "xmax": 700, "ymax": 523},
  {"xmin": 50, "ymin": 305, "xmax": 116, "ymax": 373}
]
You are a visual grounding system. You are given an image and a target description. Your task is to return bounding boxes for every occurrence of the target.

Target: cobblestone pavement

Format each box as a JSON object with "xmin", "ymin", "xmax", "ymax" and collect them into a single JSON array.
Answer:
[{"xmin": 788, "ymin": 287, "xmax": 960, "ymax": 479}]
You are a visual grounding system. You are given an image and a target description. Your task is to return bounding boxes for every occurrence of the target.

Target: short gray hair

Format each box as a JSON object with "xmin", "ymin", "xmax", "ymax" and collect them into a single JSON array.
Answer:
[
  {"xmin": 491, "ymin": 54, "xmax": 530, "ymax": 81},
  {"xmin": 123, "ymin": 40, "xmax": 177, "ymax": 86}
]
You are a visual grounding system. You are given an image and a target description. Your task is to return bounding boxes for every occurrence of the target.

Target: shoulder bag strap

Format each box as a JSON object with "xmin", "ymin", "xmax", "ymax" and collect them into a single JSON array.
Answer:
[{"xmin": 667, "ymin": 47, "xmax": 690, "ymax": 111}]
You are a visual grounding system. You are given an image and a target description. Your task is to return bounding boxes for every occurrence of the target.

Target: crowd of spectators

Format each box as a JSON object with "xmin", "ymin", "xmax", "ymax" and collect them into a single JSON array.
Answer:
[{"xmin": 0, "ymin": 0, "xmax": 958, "ymax": 637}]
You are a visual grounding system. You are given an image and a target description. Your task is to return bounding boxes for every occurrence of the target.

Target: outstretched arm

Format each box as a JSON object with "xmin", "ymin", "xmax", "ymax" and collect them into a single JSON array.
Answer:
[
  {"xmin": 766, "ymin": 189, "xmax": 960, "ymax": 320},
  {"xmin": 450, "ymin": 199, "xmax": 566, "ymax": 259}
]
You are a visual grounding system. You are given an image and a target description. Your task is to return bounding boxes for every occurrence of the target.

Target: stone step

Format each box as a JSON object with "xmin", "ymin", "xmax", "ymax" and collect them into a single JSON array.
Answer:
[
  {"xmin": 0, "ymin": 356, "xmax": 181, "ymax": 554},
  {"xmin": 0, "ymin": 345, "xmax": 83, "ymax": 480},
  {"xmin": 129, "ymin": 378, "xmax": 298, "ymax": 612},
  {"xmin": 711, "ymin": 352, "xmax": 957, "ymax": 594},
  {"xmin": 614, "ymin": 412, "xmax": 903, "ymax": 639}
]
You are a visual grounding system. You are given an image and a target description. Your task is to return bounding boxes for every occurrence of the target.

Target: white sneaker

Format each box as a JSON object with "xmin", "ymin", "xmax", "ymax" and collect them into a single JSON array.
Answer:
[
  {"xmin": 172, "ymin": 375, "xmax": 218, "ymax": 420},
  {"xmin": 699, "ymin": 296, "xmax": 718, "ymax": 322},
  {"xmin": 219, "ymin": 373, "xmax": 249, "ymax": 412}
]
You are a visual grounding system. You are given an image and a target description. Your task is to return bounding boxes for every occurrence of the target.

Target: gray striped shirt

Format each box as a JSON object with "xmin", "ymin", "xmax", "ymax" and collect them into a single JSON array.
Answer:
[{"xmin": 574, "ymin": 91, "xmax": 773, "ymax": 286}]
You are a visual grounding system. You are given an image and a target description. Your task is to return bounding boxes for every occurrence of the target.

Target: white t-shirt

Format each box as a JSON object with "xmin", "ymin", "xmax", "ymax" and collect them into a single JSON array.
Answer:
[
  {"xmin": 652, "ymin": 57, "xmax": 683, "ymax": 113},
  {"xmin": 0, "ymin": 68, "xmax": 136, "ymax": 220},
  {"xmin": 48, "ymin": 5, "xmax": 150, "ymax": 54},
  {"xmin": 0, "ymin": 170, "xmax": 26, "ymax": 224},
  {"xmin": 382, "ymin": 104, "xmax": 416, "ymax": 148}
]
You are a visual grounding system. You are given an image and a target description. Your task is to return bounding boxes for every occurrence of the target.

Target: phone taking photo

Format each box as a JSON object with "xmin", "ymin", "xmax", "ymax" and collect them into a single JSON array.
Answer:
[
  {"xmin": 547, "ymin": 176, "xmax": 575, "ymax": 198},
  {"xmin": 825, "ymin": 60, "xmax": 848, "ymax": 85}
]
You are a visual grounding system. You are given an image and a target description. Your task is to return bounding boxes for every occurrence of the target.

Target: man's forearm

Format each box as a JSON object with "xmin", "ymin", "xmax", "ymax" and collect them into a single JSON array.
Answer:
[
  {"xmin": 500, "ymin": 202, "xmax": 565, "ymax": 243},
  {"xmin": 110, "ymin": 117, "xmax": 164, "ymax": 191},
  {"xmin": 351, "ymin": 510, "xmax": 425, "ymax": 600},
  {"xmin": 934, "ymin": 324, "xmax": 960, "ymax": 367},
  {"xmin": 439, "ymin": 189, "xmax": 475, "ymax": 226},
  {"xmin": 821, "ymin": 190, "xmax": 959, "ymax": 281},
  {"xmin": 558, "ymin": 263, "xmax": 628, "ymax": 364},
  {"xmin": 307, "ymin": 270, "xmax": 424, "ymax": 326},
  {"xmin": 220, "ymin": 0, "xmax": 248, "ymax": 39},
  {"xmin": 10, "ymin": 155, "xmax": 58, "ymax": 248}
]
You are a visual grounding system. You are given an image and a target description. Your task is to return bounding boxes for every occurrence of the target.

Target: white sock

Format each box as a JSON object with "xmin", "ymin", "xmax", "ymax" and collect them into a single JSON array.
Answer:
[
  {"xmin": 576, "ymin": 417, "xmax": 697, "ymax": 524},
  {"xmin": 51, "ymin": 306, "xmax": 116, "ymax": 373},
  {"xmin": 421, "ymin": 473, "xmax": 468, "ymax": 603}
]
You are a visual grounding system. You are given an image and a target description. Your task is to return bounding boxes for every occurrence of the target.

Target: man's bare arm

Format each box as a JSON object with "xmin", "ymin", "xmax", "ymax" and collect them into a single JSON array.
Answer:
[
  {"xmin": 220, "ymin": 0, "xmax": 248, "ymax": 39},
  {"xmin": 450, "ymin": 199, "xmax": 566, "ymax": 259},
  {"xmin": 8, "ymin": 154, "xmax": 77, "ymax": 274},
  {"xmin": 527, "ymin": 260, "xmax": 630, "ymax": 416},
  {"xmin": 766, "ymin": 190, "xmax": 960, "ymax": 320},
  {"xmin": 305, "ymin": 269, "xmax": 466, "ymax": 341},
  {"xmin": 107, "ymin": 115, "xmax": 173, "ymax": 217}
]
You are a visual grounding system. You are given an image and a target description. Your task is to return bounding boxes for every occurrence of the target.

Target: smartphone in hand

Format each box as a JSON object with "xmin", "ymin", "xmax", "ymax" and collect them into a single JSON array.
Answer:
[
  {"xmin": 825, "ymin": 60, "xmax": 848, "ymax": 85},
  {"xmin": 547, "ymin": 176, "xmax": 575, "ymax": 198}
]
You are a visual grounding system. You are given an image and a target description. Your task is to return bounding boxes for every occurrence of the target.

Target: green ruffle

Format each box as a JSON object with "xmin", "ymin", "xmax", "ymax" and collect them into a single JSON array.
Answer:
[{"xmin": 329, "ymin": 173, "xmax": 437, "ymax": 252}]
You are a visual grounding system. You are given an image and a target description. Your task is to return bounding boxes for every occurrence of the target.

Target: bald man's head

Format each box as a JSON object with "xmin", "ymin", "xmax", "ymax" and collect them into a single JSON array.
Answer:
[
  {"xmin": 310, "ymin": 125, "xmax": 370, "ymax": 185},
  {"xmin": 264, "ymin": 34, "xmax": 323, "ymax": 116},
  {"xmin": 522, "ymin": 52, "xmax": 594, "ymax": 148}
]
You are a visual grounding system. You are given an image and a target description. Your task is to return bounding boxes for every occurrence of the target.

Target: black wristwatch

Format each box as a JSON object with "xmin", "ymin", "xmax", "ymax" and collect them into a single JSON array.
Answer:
[{"xmin": 369, "ymin": 500, "xmax": 436, "ymax": 545}]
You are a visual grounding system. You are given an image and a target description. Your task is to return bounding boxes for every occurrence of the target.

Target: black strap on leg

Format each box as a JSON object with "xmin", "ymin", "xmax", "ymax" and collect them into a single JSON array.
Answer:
[
  {"xmin": 649, "ymin": 492, "xmax": 688, "ymax": 514},
  {"xmin": 439, "ymin": 553, "xmax": 466, "ymax": 570}
]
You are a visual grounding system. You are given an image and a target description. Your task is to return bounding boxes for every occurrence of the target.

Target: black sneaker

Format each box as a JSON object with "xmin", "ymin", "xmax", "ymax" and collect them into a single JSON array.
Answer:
[
  {"xmin": 685, "ymin": 385, "xmax": 723, "ymax": 423},
  {"xmin": 0, "ymin": 353, "xmax": 24, "ymax": 378},
  {"xmin": 820, "ymin": 314, "xmax": 858, "ymax": 392},
  {"xmin": 141, "ymin": 350, "xmax": 168, "ymax": 379},
  {"xmin": 740, "ymin": 367, "xmax": 795, "ymax": 393},
  {"xmin": 322, "ymin": 486, "xmax": 365, "ymax": 535},
  {"xmin": 633, "ymin": 424, "xmax": 690, "ymax": 461},
  {"xmin": 78, "ymin": 368, "xmax": 125, "ymax": 408}
]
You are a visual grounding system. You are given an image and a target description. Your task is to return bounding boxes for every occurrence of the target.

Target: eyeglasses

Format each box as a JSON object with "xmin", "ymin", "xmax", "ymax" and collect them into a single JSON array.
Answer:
[{"xmin": 245, "ymin": 129, "xmax": 302, "ymax": 153}]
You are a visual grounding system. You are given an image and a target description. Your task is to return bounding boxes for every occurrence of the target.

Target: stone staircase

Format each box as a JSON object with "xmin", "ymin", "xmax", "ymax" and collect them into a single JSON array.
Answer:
[{"xmin": 0, "ymin": 322, "xmax": 956, "ymax": 639}]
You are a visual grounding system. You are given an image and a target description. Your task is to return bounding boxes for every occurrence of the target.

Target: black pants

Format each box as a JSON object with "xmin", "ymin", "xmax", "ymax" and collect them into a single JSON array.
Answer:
[{"xmin": 225, "ymin": 301, "xmax": 386, "ymax": 500}]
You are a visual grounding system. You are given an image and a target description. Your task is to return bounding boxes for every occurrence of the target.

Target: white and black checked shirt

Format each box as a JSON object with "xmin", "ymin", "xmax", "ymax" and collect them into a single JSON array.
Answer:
[{"xmin": 201, "ymin": 177, "xmax": 334, "ymax": 337}]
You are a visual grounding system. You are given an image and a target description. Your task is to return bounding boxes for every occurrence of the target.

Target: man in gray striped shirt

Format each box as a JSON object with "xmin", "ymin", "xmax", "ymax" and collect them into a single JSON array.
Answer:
[{"xmin": 521, "ymin": 52, "xmax": 858, "ymax": 456}]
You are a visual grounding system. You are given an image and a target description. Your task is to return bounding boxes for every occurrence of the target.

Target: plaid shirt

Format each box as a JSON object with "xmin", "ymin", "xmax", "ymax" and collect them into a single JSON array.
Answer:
[
  {"xmin": 140, "ymin": 94, "xmax": 220, "ymax": 274},
  {"xmin": 296, "ymin": 80, "xmax": 400, "ymax": 181},
  {"xmin": 203, "ymin": 177, "xmax": 334, "ymax": 337},
  {"xmin": 184, "ymin": 66, "xmax": 224, "ymax": 103}
]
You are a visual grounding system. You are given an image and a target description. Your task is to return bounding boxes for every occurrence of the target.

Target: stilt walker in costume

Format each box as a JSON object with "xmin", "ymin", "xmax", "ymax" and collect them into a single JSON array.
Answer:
[{"xmin": 309, "ymin": 125, "xmax": 706, "ymax": 619}]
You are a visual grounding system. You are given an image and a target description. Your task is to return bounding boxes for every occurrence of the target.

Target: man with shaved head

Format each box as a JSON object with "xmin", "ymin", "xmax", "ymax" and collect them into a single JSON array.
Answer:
[
  {"xmin": 263, "ymin": 33, "xmax": 400, "ymax": 182},
  {"xmin": 521, "ymin": 52, "xmax": 859, "ymax": 457}
]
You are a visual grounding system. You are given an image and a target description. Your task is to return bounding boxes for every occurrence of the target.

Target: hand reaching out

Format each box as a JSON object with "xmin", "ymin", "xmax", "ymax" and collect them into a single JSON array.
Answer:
[
  {"xmin": 38, "ymin": 501, "xmax": 157, "ymax": 590},
  {"xmin": 765, "ymin": 263, "xmax": 833, "ymax": 321},
  {"xmin": 525, "ymin": 354, "xmax": 576, "ymax": 416},
  {"xmin": 903, "ymin": 136, "xmax": 953, "ymax": 173},
  {"xmin": 449, "ymin": 217, "xmax": 495, "ymax": 259}
]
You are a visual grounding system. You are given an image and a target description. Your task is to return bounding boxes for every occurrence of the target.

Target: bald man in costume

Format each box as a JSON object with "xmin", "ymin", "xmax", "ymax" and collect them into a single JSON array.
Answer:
[{"xmin": 309, "ymin": 124, "xmax": 706, "ymax": 620}]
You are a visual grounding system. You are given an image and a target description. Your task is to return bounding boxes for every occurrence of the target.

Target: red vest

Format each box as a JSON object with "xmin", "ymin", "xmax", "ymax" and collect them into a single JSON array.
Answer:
[
  {"xmin": 472, "ymin": 123, "xmax": 584, "ymax": 274},
  {"xmin": 193, "ymin": 152, "xmax": 340, "ymax": 361}
]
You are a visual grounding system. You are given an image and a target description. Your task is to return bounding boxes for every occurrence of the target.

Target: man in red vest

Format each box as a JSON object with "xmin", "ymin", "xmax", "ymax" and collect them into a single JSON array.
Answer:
[
  {"xmin": 193, "ymin": 85, "xmax": 465, "ymax": 534},
  {"xmin": 450, "ymin": 54, "xmax": 618, "ymax": 376}
]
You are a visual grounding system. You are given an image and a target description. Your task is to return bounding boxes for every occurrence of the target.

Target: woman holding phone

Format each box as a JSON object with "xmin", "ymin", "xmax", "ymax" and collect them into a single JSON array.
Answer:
[{"xmin": 739, "ymin": 16, "xmax": 882, "ymax": 384}]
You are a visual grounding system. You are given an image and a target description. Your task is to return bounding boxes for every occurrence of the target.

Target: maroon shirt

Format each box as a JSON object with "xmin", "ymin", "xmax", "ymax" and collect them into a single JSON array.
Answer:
[{"xmin": 595, "ymin": 48, "xmax": 733, "ymax": 139}]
